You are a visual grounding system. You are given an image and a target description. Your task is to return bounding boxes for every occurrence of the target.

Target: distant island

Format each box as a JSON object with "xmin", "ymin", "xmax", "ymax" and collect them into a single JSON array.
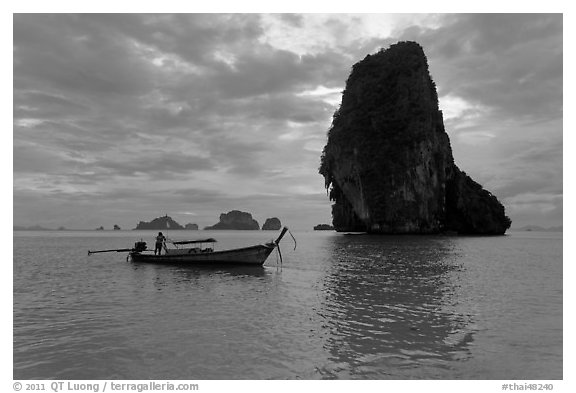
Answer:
[
  {"xmin": 135, "ymin": 215, "xmax": 183, "ymax": 230},
  {"xmin": 14, "ymin": 225, "xmax": 51, "ymax": 231},
  {"xmin": 14, "ymin": 225, "xmax": 69, "ymax": 231},
  {"xmin": 262, "ymin": 218, "xmax": 282, "ymax": 230},
  {"xmin": 13, "ymin": 225, "xmax": 73, "ymax": 231},
  {"xmin": 514, "ymin": 225, "xmax": 562, "ymax": 232},
  {"xmin": 134, "ymin": 215, "xmax": 198, "ymax": 230},
  {"xmin": 314, "ymin": 224, "xmax": 334, "ymax": 231},
  {"xmin": 184, "ymin": 223, "xmax": 199, "ymax": 230},
  {"xmin": 205, "ymin": 210, "xmax": 260, "ymax": 230}
]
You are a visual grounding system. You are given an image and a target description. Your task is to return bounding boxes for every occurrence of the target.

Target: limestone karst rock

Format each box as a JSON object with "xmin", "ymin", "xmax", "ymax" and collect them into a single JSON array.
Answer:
[
  {"xmin": 313, "ymin": 224, "xmax": 334, "ymax": 231},
  {"xmin": 262, "ymin": 217, "xmax": 282, "ymax": 230},
  {"xmin": 319, "ymin": 41, "xmax": 511, "ymax": 234},
  {"xmin": 204, "ymin": 210, "xmax": 260, "ymax": 230},
  {"xmin": 134, "ymin": 215, "xmax": 184, "ymax": 230}
]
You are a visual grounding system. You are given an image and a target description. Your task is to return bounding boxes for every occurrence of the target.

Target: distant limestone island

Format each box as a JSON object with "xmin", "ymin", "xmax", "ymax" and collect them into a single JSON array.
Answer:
[
  {"xmin": 96, "ymin": 224, "xmax": 121, "ymax": 230},
  {"xmin": 205, "ymin": 210, "xmax": 259, "ymax": 230},
  {"xmin": 133, "ymin": 211, "xmax": 281, "ymax": 231},
  {"xmin": 514, "ymin": 225, "xmax": 563, "ymax": 232},
  {"xmin": 262, "ymin": 217, "xmax": 282, "ymax": 230},
  {"xmin": 14, "ymin": 224, "xmax": 121, "ymax": 231},
  {"xmin": 13, "ymin": 225, "xmax": 53, "ymax": 231},
  {"xmin": 314, "ymin": 224, "xmax": 334, "ymax": 231},
  {"xmin": 204, "ymin": 210, "xmax": 282, "ymax": 231},
  {"xmin": 134, "ymin": 215, "xmax": 198, "ymax": 230}
]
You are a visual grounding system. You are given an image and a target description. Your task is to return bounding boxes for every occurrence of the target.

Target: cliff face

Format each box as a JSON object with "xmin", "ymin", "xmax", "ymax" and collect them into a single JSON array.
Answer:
[
  {"xmin": 204, "ymin": 210, "xmax": 260, "ymax": 230},
  {"xmin": 445, "ymin": 168, "xmax": 512, "ymax": 234},
  {"xmin": 262, "ymin": 217, "xmax": 282, "ymax": 230},
  {"xmin": 319, "ymin": 41, "xmax": 511, "ymax": 234}
]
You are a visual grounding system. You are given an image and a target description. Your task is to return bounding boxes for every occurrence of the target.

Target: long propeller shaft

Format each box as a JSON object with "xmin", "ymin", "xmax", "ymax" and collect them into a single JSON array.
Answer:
[{"xmin": 88, "ymin": 248, "xmax": 132, "ymax": 256}]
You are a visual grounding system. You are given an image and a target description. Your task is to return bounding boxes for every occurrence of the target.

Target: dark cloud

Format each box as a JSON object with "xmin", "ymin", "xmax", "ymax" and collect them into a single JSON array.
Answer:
[
  {"xmin": 13, "ymin": 142, "xmax": 69, "ymax": 174},
  {"xmin": 490, "ymin": 137, "xmax": 562, "ymax": 199},
  {"xmin": 172, "ymin": 188, "xmax": 229, "ymax": 204},
  {"xmin": 203, "ymin": 136, "xmax": 269, "ymax": 176},
  {"xmin": 14, "ymin": 14, "xmax": 156, "ymax": 97},
  {"xmin": 201, "ymin": 48, "xmax": 350, "ymax": 100},
  {"xmin": 278, "ymin": 14, "xmax": 305, "ymax": 28},
  {"xmin": 14, "ymin": 91, "xmax": 88, "ymax": 119},
  {"xmin": 397, "ymin": 14, "xmax": 562, "ymax": 121},
  {"xmin": 215, "ymin": 93, "xmax": 333, "ymax": 125},
  {"xmin": 96, "ymin": 152, "xmax": 216, "ymax": 179}
]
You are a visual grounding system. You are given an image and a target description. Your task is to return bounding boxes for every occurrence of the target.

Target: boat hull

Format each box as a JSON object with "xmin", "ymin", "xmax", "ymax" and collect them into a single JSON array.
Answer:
[{"xmin": 130, "ymin": 243, "xmax": 276, "ymax": 266}]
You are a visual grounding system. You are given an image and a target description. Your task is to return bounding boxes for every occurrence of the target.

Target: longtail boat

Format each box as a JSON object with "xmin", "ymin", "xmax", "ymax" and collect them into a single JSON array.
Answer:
[{"xmin": 88, "ymin": 227, "xmax": 292, "ymax": 266}]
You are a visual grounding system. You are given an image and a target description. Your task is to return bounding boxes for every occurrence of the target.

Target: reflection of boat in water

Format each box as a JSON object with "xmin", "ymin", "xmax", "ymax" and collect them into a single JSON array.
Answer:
[
  {"xmin": 89, "ymin": 227, "xmax": 291, "ymax": 266},
  {"xmin": 142, "ymin": 262, "xmax": 271, "ymax": 282}
]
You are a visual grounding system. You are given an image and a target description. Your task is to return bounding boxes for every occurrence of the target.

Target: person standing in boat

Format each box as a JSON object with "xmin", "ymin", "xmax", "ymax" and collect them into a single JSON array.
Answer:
[{"xmin": 155, "ymin": 232, "xmax": 166, "ymax": 255}]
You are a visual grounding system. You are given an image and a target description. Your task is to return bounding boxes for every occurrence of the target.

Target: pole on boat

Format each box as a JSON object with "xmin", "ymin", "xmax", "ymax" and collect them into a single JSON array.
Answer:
[
  {"xmin": 274, "ymin": 227, "xmax": 289, "ymax": 265},
  {"xmin": 274, "ymin": 227, "xmax": 297, "ymax": 250},
  {"xmin": 88, "ymin": 241, "xmax": 147, "ymax": 256},
  {"xmin": 87, "ymin": 248, "xmax": 133, "ymax": 256},
  {"xmin": 275, "ymin": 227, "xmax": 289, "ymax": 245},
  {"xmin": 273, "ymin": 227, "xmax": 297, "ymax": 265}
]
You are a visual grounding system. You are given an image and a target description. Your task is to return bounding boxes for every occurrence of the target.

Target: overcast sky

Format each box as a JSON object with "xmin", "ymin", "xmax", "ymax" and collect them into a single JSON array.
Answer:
[{"xmin": 13, "ymin": 13, "xmax": 562, "ymax": 230}]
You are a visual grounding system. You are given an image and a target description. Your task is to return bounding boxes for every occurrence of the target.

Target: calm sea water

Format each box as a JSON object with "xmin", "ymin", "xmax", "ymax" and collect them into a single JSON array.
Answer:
[{"xmin": 13, "ymin": 230, "xmax": 562, "ymax": 380}]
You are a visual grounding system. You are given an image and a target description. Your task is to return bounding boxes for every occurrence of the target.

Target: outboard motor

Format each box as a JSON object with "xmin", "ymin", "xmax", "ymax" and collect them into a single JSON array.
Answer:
[{"xmin": 133, "ymin": 241, "xmax": 147, "ymax": 253}]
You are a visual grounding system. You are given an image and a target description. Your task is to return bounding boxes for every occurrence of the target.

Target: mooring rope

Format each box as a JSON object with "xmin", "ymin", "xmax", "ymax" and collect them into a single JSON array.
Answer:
[{"xmin": 288, "ymin": 229, "xmax": 297, "ymax": 250}]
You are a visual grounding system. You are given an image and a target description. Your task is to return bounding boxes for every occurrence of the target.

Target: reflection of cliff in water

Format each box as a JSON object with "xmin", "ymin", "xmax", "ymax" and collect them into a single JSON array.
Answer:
[{"xmin": 318, "ymin": 235, "xmax": 475, "ymax": 378}]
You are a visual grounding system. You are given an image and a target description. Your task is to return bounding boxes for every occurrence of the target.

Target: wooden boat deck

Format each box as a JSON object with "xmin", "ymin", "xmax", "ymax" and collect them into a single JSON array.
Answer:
[{"xmin": 130, "ymin": 243, "xmax": 276, "ymax": 266}]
